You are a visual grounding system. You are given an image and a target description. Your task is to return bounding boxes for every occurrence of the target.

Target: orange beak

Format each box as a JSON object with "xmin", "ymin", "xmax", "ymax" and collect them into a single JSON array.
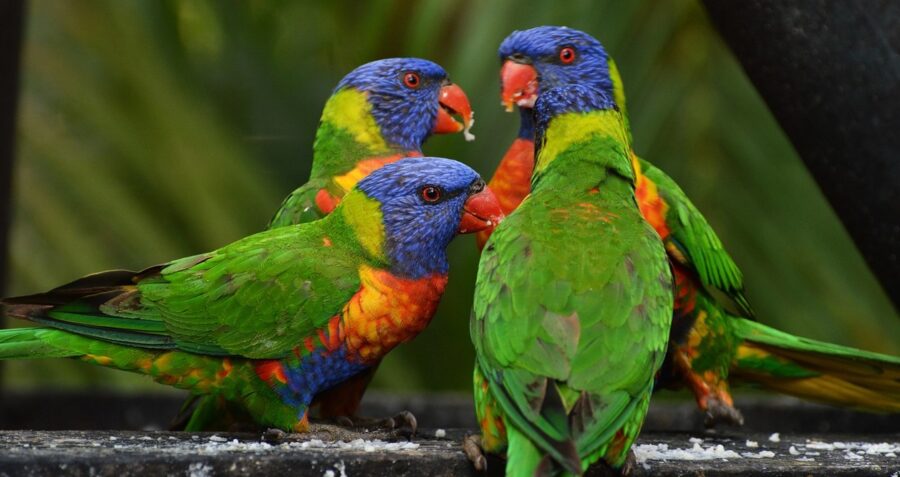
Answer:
[
  {"xmin": 500, "ymin": 60, "xmax": 539, "ymax": 112},
  {"xmin": 434, "ymin": 83, "xmax": 476, "ymax": 141},
  {"xmin": 458, "ymin": 185, "xmax": 504, "ymax": 234}
]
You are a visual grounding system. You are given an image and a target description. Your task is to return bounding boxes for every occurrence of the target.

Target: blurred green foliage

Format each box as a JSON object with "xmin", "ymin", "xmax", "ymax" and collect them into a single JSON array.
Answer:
[{"xmin": 6, "ymin": 0, "xmax": 898, "ymax": 393}]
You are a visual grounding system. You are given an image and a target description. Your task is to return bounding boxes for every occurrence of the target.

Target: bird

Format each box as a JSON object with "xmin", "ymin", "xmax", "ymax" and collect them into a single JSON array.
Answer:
[{"xmin": 1, "ymin": 157, "xmax": 503, "ymax": 433}]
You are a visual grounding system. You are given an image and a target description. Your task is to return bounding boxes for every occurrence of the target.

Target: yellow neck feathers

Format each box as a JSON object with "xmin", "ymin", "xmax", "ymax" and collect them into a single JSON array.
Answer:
[
  {"xmin": 321, "ymin": 89, "xmax": 390, "ymax": 152},
  {"xmin": 340, "ymin": 190, "xmax": 388, "ymax": 263},
  {"xmin": 534, "ymin": 109, "xmax": 631, "ymax": 177}
]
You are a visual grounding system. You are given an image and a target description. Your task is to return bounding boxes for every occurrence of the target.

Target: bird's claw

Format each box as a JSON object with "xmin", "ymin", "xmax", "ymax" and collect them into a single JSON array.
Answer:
[
  {"xmin": 327, "ymin": 410, "xmax": 418, "ymax": 437},
  {"xmin": 379, "ymin": 410, "xmax": 417, "ymax": 437},
  {"xmin": 334, "ymin": 415, "xmax": 354, "ymax": 428},
  {"xmin": 463, "ymin": 434, "xmax": 487, "ymax": 472},
  {"xmin": 703, "ymin": 396, "xmax": 744, "ymax": 428},
  {"xmin": 262, "ymin": 427, "xmax": 288, "ymax": 443}
]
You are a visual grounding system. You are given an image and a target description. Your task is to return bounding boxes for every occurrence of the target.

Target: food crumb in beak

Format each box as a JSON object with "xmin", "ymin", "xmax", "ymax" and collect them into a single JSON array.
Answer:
[{"xmin": 463, "ymin": 112, "xmax": 476, "ymax": 142}]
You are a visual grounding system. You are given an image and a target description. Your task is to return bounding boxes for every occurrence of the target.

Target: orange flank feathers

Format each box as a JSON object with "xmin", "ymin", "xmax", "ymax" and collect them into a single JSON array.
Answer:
[
  {"xmin": 314, "ymin": 188, "xmax": 340, "ymax": 215},
  {"xmin": 632, "ymin": 153, "xmax": 670, "ymax": 240},
  {"xmin": 216, "ymin": 358, "xmax": 233, "ymax": 380},
  {"xmin": 255, "ymin": 361, "xmax": 288, "ymax": 385},
  {"xmin": 672, "ymin": 265, "xmax": 698, "ymax": 318}
]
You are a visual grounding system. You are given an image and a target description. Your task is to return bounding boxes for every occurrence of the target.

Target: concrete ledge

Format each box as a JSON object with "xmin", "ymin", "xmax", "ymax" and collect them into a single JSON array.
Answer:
[
  {"xmin": 0, "ymin": 428, "xmax": 897, "ymax": 476},
  {"xmin": 0, "ymin": 393, "xmax": 897, "ymax": 475}
]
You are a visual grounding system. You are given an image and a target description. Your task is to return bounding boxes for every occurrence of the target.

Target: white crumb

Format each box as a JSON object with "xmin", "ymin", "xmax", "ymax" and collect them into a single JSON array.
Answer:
[
  {"xmin": 768, "ymin": 433, "xmax": 780, "ymax": 443},
  {"xmin": 208, "ymin": 435, "xmax": 227, "ymax": 442},
  {"xmin": 843, "ymin": 450, "xmax": 864, "ymax": 460},
  {"xmin": 323, "ymin": 471, "xmax": 335, "ymax": 477},
  {"xmin": 745, "ymin": 440, "xmax": 758, "ymax": 448},
  {"xmin": 463, "ymin": 114, "xmax": 476, "ymax": 142},
  {"xmin": 795, "ymin": 457, "xmax": 816, "ymax": 462},
  {"xmin": 742, "ymin": 450, "xmax": 775, "ymax": 459},
  {"xmin": 805, "ymin": 441, "xmax": 834, "ymax": 450},
  {"xmin": 434, "ymin": 429, "xmax": 446, "ymax": 438},
  {"xmin": 109, "ymin": 436, "xmax": 118, "ymax": 441},
  {"xmin": 287, "ymin": 438, "xmax": 419, "ymax": 452},
  {"xmin": 789, "ymin": 446, "xmax": 800, "ymax": 455},
  {"xmin": 633, "ymin": 442, "xmax": 739, "ymax": 462},
  {"xmin": 804, "ymin": 440, "xmax": 900, "ymax": 456},
  {"xmin": 688, "ymin": 437, "xmax": 704, "ymax": 444}
]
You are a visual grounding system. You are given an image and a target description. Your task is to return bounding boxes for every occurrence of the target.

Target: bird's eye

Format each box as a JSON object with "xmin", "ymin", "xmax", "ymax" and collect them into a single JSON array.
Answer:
[
  {"xmin": 403, "ymin": 72, "xmax": 421, "ymax": 89},
  {"xmin": 420, "ymin": 185, "xmax": 442, "ymax": 203},
  {"xmin": 559, "ymin": 46, "xmax": 576, "ymax": 64}
]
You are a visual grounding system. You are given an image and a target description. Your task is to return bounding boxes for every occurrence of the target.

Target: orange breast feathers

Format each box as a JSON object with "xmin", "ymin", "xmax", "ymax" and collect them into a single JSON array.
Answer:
[
  {"xmin": 340, "ymin": 265, "xmax": 448, "ymax": 364},
  {"xmin": 476, "ymin": 138, "xmax": 535, "ymax": 248},
  {"xmin": 487, "ymin": 138, "xmax": 535, "ymax": 215},
  {"xmin": 631, "ymin": 153, "xmax": 670, "ymax": 240}
]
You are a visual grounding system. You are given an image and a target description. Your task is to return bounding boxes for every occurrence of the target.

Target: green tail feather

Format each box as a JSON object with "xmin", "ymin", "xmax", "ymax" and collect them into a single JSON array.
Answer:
[
  {"xmin": 731, "ymin": 318, "xmax": 900, "ymax": 412},
  {"xmin": 506, "ymin": 424, "xmax": 550, "ymax": 477},
  {"xmin": 0, "ymin": 328, "xmax": 81, "ymax": 360}
]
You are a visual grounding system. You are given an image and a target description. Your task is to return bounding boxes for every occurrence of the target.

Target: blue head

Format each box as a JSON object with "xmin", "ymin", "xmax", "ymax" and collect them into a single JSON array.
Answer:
[
  {"xmin": 335, "ymin": 58, "xmax": 473, "ymax": 152},
  {"xmin": 498, "ymin": 26, "xmax": 613, "ymax": 115},
  {"xmin": 350, "ymin": 158, "xmax": 501, "ymax": 279}
]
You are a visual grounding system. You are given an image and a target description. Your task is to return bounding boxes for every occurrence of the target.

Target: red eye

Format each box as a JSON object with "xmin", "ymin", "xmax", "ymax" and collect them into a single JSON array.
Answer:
[
  {"xmin": 559, "ymin": 47, "xmax": 576, "ymax": 64},
  {"xmin": 403, "ymin": 72, "xmax": 421, "ymax": 88},
  {"xmin": 421, "ymin": 186, "xmax": 442, "ymax": 203}
]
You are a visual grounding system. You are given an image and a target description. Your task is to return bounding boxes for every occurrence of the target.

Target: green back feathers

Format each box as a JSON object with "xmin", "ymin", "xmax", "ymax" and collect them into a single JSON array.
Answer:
[
  {"xmin": 3, "ymin": 211, "xmax": 371, "ymax": 360},
  {"xmin": 638, "ymin": 159, "xmax": 753, "ymax": 316}
]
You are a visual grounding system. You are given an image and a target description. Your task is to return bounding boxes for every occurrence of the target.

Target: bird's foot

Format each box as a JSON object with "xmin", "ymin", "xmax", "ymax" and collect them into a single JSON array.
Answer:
[
  {"xmin": 462, "ymin": 433, "xmax": 487, "ymax": 472},
  {"xmin": 619, "ymin": 450, "xmax": 637, "ymax": 476},
  {"xmin": 703, "ymin": 396, "xmax": 744, "ymax": 428},
  {"xmin": 328, "ymin": 411, "xmax": 418, "ymax": 437},
  {"xmin": 261, "ymin": 427, "xmax": 289, "ymax": 443},
  {"xmin": 586, "ymin": 450, "xmax": 636, "ymax": 476}
]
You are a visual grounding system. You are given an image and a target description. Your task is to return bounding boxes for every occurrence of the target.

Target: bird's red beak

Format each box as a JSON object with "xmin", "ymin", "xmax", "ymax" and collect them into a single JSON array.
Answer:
[
  {"xmin": 458, "ymin": 185, "xmax": 504, "ymax": 234},
  {"xmin": 500, "ymin": 60, "xmax": 539, "ymax": 112},
  {"xmin": 434, "ymin": 83, "xmax": 476, "ymax": 141}
]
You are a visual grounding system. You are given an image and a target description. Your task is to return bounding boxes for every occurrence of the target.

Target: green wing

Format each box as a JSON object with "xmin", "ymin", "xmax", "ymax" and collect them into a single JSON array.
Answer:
[
  {"xmin": 639, "ymin": 158, "xmax": 753, "ymax": 317},
  {"xmin": 268, "ymin": 177, "xmax": 330, "ymax": 229},
  {"xmin": 4, "ymin": 216, "xmax": 363, "ymax": 359},
  {"xmin": 472, "ymin": 180, "xmax": 672, "ymax": 471}
]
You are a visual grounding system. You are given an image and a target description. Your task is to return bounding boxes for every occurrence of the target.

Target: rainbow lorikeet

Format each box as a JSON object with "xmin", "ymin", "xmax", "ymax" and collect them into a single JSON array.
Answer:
[
  {"xmin": 479, "ymin": 25, "xmax": 900, "ymax": 432},
  {"xmin": 470, "ymin": 85, "xmax": 673, "ymax": 476},
  {"xmin": 185, "ymin": 57, "xmax": 477, "ymax": 431},
  {"xmin": 1, "ymin": 158, "xmax": 503, "ymax": 433},
  {"xmin": 269, "ymin": 57, "xmax": 475, "ymax": 228}
]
